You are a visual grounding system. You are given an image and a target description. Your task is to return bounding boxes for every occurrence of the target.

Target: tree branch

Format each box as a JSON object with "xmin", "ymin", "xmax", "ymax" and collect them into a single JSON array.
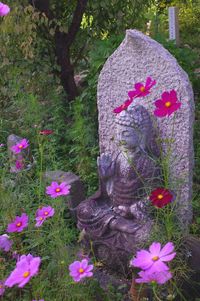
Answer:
[{"xmin": 66, "ymin": 0, "xmax": 88, "ymax": 48}]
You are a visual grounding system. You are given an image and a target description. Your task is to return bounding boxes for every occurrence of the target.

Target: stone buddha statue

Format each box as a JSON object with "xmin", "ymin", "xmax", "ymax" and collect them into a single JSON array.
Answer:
[{"xmin": 76, "ymin": 105, "xmax": 161, "ymax": 274}]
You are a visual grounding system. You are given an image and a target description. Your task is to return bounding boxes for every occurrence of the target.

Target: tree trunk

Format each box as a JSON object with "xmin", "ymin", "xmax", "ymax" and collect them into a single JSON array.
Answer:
[
  {"xmin": 30, "ymin": 0, "xmax": 88, "ymax": 102},
  {"xmin": 55, "ymin": 31, "xmax": 78, "ymax": 101}
]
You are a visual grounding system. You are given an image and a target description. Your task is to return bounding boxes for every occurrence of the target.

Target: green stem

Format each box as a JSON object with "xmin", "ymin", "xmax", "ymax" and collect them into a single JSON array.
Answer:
[
  {"xmin": 37, "ymin": 135, "xmax": 45, "ymax": 199},
  {"xmin": 152, "ymin": 285, "xmax": 162, "ymax": 301},
  {"xmin": 171, "ymin": 280, "xmax": 187, "ymax": 301}
]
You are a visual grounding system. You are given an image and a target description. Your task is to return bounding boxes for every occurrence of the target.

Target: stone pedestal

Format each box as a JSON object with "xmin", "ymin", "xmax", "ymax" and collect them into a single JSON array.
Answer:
[{"xmin": 97, "ymin": 29, "xmax": 194, "ymax": 228}]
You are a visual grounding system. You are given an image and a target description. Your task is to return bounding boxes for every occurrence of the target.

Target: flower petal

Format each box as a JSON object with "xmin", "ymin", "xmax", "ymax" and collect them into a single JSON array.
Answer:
[
  {"xmin": 147, "ymin": 259, "xmax": 169, "ymax": 274},
  {"xmin": 167, "ymin": 103, "xmax": 181, "ymax": 115},
  {"xmin": 159, "ymin": 242, "xmax": 175, "ymax": 257},
  {"xmin": 149, "ymin": 242, "xmax": 161, "ymax": 256},
  {"xmin": 154, "ymin": 108, "xmax": 168, "ymax": 117},
  {"xmin": 131, "ymin": 250, "xmax": 153, "ymax": 270},
  {"xmin": 169, "ymin": 90, "xmax": 178, "ymax": 103},
  {"xmin": 160, "ymin": 252, "xmax": 176, "ymax": 262}
]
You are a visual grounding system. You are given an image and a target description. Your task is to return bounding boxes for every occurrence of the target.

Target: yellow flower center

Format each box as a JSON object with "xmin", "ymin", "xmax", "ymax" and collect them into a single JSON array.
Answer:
[
  {"xmin": 55, "ymin": 188, "xmax": 61, "ymax": 192},
  {"xmin": 165, "ymin": 101, "xmax": 171, "ymax": 107},
  {"xmin": 39, "ymin": 217, "xmax": 43, "ymax": 220},
  {"xmin": 140, "ymin": 86, "xmax": 145, "ymax": 92},
  {"xmin": 0, "ymin": 285, "xmax": 2, "ymax": 288},
  {"xmin": 44, "ymin": 211, "xmax": 49, "ymax": 216},
  {"xmin": 16, "ymin": 222, "xmax": 22, "ymax": 227},
  {"xmin": 23, "ymin": 271, "xmax": 30, "ymax": 278},
  {"xmin": 152, "ymin": 256, "xmax": 159, "ymax": 261},
  {"xmin": 18, "ymin": 144, "xmax": 23, "ymax": 149},
  {"xmin": 157, "ymin": 194, "xmax": 163, "ymax": 200},
  {"xmin": 79, "ymin": 268, "xmax": 84, "ymax": 273}
]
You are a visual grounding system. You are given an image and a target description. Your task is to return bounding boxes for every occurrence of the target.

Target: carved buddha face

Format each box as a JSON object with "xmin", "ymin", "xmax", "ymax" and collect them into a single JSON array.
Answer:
[{"xmin": 116, "ymin": 125, "xmax": 141, "ymax": 151}]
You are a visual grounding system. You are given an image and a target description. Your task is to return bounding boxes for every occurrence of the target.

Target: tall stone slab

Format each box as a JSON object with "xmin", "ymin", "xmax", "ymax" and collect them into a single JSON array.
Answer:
[{"xmin": 97, "ymin": 29, "xmax": 194, "ymax": 228}]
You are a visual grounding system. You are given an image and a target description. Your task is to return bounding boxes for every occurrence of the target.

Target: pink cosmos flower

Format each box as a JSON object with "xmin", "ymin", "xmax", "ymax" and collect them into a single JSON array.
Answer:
[
  {"xmin": 46, "ymin": 181, "xmax": 71, "ymax": 198},
  {"xmin": 5, "ymin": 254, "xmax": 41, "ymax": 288},
  {"xmin": 0, "ymin": 143, "xmax": 5, "ymax": 147},
  {"xmin": 7, "ymin": 213, "xmax": 29, "ymax": 233},
  {"xmin": 0, "ymin": 2, "xmax": 10, "ymax": 16},
  {"xmin": 35, "ymin": 206, "xmax": 55, "ymax": 227},
  {"xmin": 32, "ymin": 300, "xmax": 44, "ymax": 301},
  {"xmin": 10, "ymin": 139, "xmax": 29, "ymax": 154},
  {"xmin": 154, "ymin": 90, "xmax": 181, "ymax": 117},
  {"xmin": 69, "ymin": 259, "xmax": 94, "ymax": 282},
  {"xmin": 128, "ymin": 77, "xmax": 156, "ymax": 99},
  {"xmin": 135, "ymin": 270, "xmax": 172, "ymax": 285},
  {"xmin": 130, "ymin": 242, "xmax": 176, "ymax": 274},
  {"xmin": 0, "ymin": 281, "xmax": 5, "ymax": 296},
  {"xmin": 0, "ymin": 234, "xmax": 13, "ymax": 252},
  {"xmin": 10, "ymin": 157, "xmax": 24, "ymax": 173},
  {"xmin": 113, "ymin": 99, "xmax": 132, "ymax": 114}
]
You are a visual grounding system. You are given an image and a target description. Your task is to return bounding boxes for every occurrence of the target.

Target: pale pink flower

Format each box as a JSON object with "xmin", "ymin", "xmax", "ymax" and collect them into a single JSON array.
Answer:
[
  {"xmin": 35, "ymin": 206, "xmax": 55, "ymax": 227},
  {"xmin": 0, "ymin": 143, "xmax": 5, "ymax": 147},
  {"xmin": 7, "ymin": 213, "xmax": 29, "ymax": 233},
  {"xmin": 10, "ymin": 139, "xmax": 29, "ymax": 154},
  {"xmin": 135, "ymin": 270, "xmax": 172, "ymax": 284},
  {"xmin": 5, "ymin": 254, "xmax": 41, "ymax": 288},
  {"xmin": 69, "ymin": 259, "xmax": 93, "ymax": 282},
  {"xmin": 0, "ymin": 2, "xmax": 10, "ymax": 16},
  {"xmin": 46, "ymin": 181, "xmax": 71, "ymax": 198},
  {"xmin": 0, "ymin": 234, "xmax": 13, "ymax": 252},
  {"xmin": 130, "ymin": 242, "xmax": 176, "ymax": 274}
]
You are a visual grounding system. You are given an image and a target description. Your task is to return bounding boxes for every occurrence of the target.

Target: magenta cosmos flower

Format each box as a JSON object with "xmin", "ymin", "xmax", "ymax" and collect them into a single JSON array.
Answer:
[
  {"xmin": 130, "ymin": 242, "xmax": 176, "ymax": 274},
  {"xmin": 5, "ymin": 254, "xmax": 41, "ymax": 288},
  {"xmin": 154, "ymin": 90, "xmax": 181, "ymax": 117},
  {"xmin": 0, "ymin": 2, "xmax": 10, "ymax": 16},
  {"xmin": 7, "ymin": 213, "xmax": 29, "ymax": 233},
  {"xmin": 35, "ymin": 206, "xmax": 55, "ymax": 227},
  {"xmin": 128, "ymin": 77, "xmax": 156, "ymax": 99},
  {"xmin": 0, "ymin": 281, "xmax": 5, "ymax": 296},
  {"xmin": 135, "ymin": 270, "xmax": 172, "ymax": 285},
  {"xmin": 0, "ymin": 234, "xmax": 13, "ymax": 252},
  {"xmin": 149, "ymin": 188, "xmax": 174, "ymax": 208},
  {"xmin": 10, "ymin": 139, "xmax": 29, "ymax": 154},
  {"xmin": 46, "ymin": 181, "xmax": 71, "ymax": 198},
  {"xmin": 113, "ymin": 99, "xmax": 132, "ymax": 114},
  {"xmin": 69, "ymin": 259, "xmax": 94, "ymax": 282}
]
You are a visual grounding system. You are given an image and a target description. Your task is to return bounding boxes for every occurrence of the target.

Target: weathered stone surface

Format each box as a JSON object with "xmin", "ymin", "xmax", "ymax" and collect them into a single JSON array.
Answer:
[
  {"xmin": 7, "ymin": 134, "xmax": 32, "ymax": 173},
  {"xmin": 97, "ymin": 29, "xmax": 194, "ymax": 228},
  {"xmin": 43, "ymin": 171, "xmax": 85, "ymax": 211}
]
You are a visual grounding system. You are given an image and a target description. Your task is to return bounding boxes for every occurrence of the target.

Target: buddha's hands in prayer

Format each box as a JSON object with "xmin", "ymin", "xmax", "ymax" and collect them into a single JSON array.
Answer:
[{"xmin": 97, "ymin": 153, "xmax": 115, "ymax": 179}]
